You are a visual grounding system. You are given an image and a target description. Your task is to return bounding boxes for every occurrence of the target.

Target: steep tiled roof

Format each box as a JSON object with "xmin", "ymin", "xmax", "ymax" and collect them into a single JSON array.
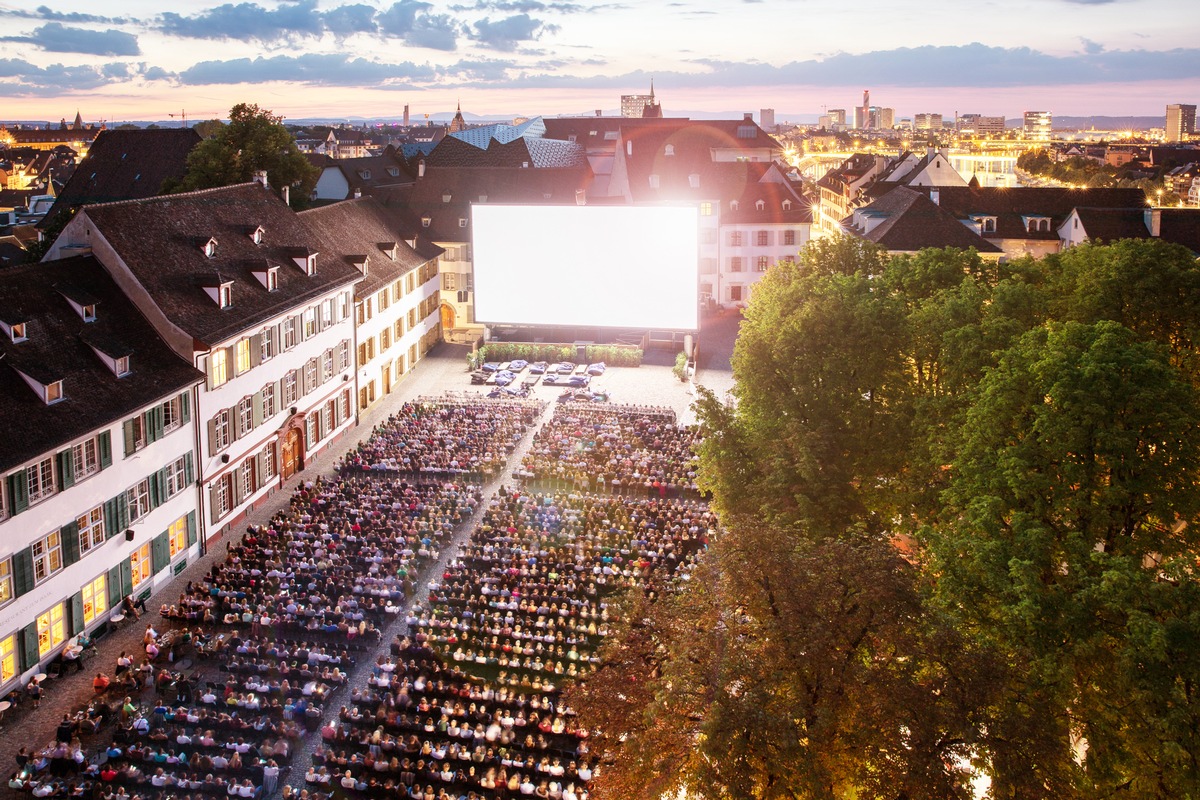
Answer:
[
  {"xmin": 448, "ymin": 117, "xmax": 546, "ymax": 149},
  {"xmin": 722, "ymin": 181, "xmax": 813, "ymax": 225},
  {"xmin": 299, "ymin": 198, "xmax": 434, "ymax": 300},
  {"xmin": 376, "ymin": 165, "xmax": 593, "ymax": 243},
  {"xmin": 77, "ymin": 183, "xmax": 362, "ymax": 346},
  {"xmin": 0, "ymin": 256, "xmax": 202, "ymax": 473},
  {"xmin": 1159, "ymin": 208, "xmax": 1200, "ymax": 254},
  {"xmin": 843, "ymin": 186, "xmax": 1002, "ymax": 253},
  {"xmin": 1070, "ymin": 207, "xmax": 1153, "ymax": 243},
  {"xmin": 39, "ymin": 128, "xmax": 201, "ymax": 231},
  {"xmin": 916, "ymin": 186, "xmax": 1147, "ymax": 241}
]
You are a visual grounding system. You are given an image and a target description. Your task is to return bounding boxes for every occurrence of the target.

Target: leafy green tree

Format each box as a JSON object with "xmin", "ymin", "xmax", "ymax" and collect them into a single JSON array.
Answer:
[
  {"xmin": 191, "ymin": 118, "xmax": 226, "ymax": 140},
  {"xmin": 927, "ymin": 320, "xmax": 1200, "ymax": 797},
  {"xmin": 170, "ymin": 103, "xmax": 316, "ymax": 208}
]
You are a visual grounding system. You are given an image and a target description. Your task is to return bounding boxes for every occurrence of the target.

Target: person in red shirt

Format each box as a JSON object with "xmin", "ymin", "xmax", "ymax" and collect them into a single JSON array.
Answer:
[{"xmin": 93, "ymin": 672, "xmax": 110, "ymax": 695}]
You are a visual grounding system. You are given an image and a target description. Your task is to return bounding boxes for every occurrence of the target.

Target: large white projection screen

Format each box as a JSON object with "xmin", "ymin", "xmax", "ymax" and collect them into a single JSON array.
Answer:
[{"xmin": 472, "ymin": 204, "xmax": 699, "ymax": 330}]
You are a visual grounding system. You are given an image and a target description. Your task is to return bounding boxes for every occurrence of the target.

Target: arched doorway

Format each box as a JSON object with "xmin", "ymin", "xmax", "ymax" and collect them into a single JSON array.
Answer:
[
  {"xmin": 281, "ymin": 427, "xmax": 303, "ymax": 479},
  {"xmin": 440, "ymin": 303, "xmax": 456, "ymax": 332}
]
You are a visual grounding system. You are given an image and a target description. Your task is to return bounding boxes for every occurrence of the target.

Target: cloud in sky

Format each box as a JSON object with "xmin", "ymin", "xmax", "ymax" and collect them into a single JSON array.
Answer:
[
  {"xmin": 0, "ymin": 57, "xmax": 135, "ymax": 93},
  {"xmin": 0, "ymin": 23, "xmax": 141, "ymax": 56},
  {"xmin": 158, "ymin": 0, "xmax": 326, "ymax": 41},
  {"xmin": 470, "ymin": 13, "xmax": 557, "ymax": 50},
  {"xmin": 0, "ymin": 6, "xmax": 131, "ymax": 24},
  {"xmin": 178, "ymin": 52, "xmax": 437, "ymax": 86}
]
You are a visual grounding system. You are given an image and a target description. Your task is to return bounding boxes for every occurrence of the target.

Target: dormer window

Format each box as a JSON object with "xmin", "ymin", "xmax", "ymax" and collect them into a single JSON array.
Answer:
[
  {"xmin": 380, "ymin": 242, "xmax": 398, "ymax": 260},
  {"xmin": 1, "ymin": 320, "xmax": 27, "ymax": 342},
  {"xmin": 459, "ymin": 218, "xmax": 467, "ymax": 228},
  {"xmin": 688, "ymin": 174, "xmax": 700, "ymax": 189},
  {"xmin": 219, "ymin": 284, "xmax": 233, "ymax": 307},
  {"xmin": 387, "ymin": 167, "xmax": 399, "ymax": 177},
  {"xmin": 202, "ymin": 237, "xmax": 218, "ymax": 258},
  {"xmin": 45, "ymin": 380, "xmax": 63, "ymax": 404},
  {"xmin": 782, "ymin": 199, "xmax": 792, "ymax": 210},
  {"xmin": 664, "ymin": 144, "xmax": 675, "ymax": 157},
  {"xmin": 442, "ymin": 194, "xmax": 452, "ymax": 203},
  {"xmin": 755, "ymin": 199, "xmax": 765, "ymax": 211},
  {"xmin": 82, "ymin": 304, "xmax": 96, "ymax": 322},
  {"xmin": 250, "ymin": 261, "xmax": 280, "ymax": 291},
  {"xmin": 54, "ymin": 283, "xmax": 100, "ymax": 322},
  {"xmin": 350, "ymin": 255, "xmax": 369, "ymax": 275},
  {"xmin": 114, "ymin": 356, "xmax": 130, "ymax": 376},
  {"xmin": 250, "ymin": 226, "xmax": 265, "ymax": 245},
  {"xmin": 288, "ymin": 249, "xmax": 318, "ymax": 276},
  {"xmin": 479, "ymin": 195, "xmax": 488, "ymax": 203},
  {"xmin": 360, "ymin": 169, "xmax": 371, "ymax": 180},
  {"xmin": 648, "ymin": 174, "xmax": 660, "ymax": 189},
  {"xmin": 422, "ymin": 216, "xmax": 431, "ymax": 228},
  {"xmin": 730, "ymin": 200, "xmax": 739, "ymax": 211},
  {"xmin": 1023, "ymin": 216, "xmax": 1051, "ymax": 233}
]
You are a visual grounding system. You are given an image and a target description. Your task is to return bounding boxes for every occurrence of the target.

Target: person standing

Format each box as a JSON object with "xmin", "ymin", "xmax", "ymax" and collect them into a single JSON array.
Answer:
[{"xmin": 262, "ymin": 761, "xmax": 280, "ymax": 796}]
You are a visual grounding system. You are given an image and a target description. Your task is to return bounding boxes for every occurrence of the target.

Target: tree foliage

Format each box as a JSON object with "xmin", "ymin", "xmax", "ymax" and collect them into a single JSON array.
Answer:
[
  {"xmin": 575, "ymin": 234, "xmax": 1200, "ymax": 799},
  {"xmin": 169, "ymin": 103, "xmax": 316, "ymax": 208}
]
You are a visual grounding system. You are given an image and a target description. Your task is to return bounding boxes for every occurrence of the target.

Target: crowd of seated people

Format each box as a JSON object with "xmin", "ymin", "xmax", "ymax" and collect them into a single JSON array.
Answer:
[
  {"xmin": 170, "ymin": 478, "xmax": 481, "ymax": 644},
  {"xmin": 516, "ymin": 405, "xmax": 701, "ymax": 497},
  {"xmin": 340, "ymin": 399, "xmax": 545, "ymax": 476}
]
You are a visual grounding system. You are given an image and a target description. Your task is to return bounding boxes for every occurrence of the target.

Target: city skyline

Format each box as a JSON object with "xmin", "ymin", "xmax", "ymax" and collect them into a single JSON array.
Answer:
[{"xmin": 0, "ymin": 0, "xmax": 1197, "ymax": 123}]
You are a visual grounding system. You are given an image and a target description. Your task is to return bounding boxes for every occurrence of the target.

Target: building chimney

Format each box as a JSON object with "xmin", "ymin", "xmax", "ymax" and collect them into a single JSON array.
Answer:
[
  {"xmin": 744, "ymin": 112, "xmax": 753, "ymax": 121},
  {"xmin": 595, "ymin": 109, "xmax": 602, "ymax": 117},
  {"xmin": 626, "ymin": 141, "xmax": 632, "ymax": 156},
  {"xmin": 418, "ymin": 159, "xmax": 425, "ymax": 178},
  {"xmin": 575, "ymin": 189, "xmax": 586, "ymax": 206},
  {"xmin": 1144, "ymin": 207, "xmax": 1162, "ymax": 237},
  {"xmin": 254, "ymin": 170, "xmax": 269, "ymax": 189},
  {"xmin": 281, "ymin": 185, "xmax": 289, "ymax": 206},
  {"xmin": 354, "ymin": 188, "xmax": 362, "ymax": 199},
  {"xmin": 930, "ymin": 188, "xmax": 940, "ymax": 206}
]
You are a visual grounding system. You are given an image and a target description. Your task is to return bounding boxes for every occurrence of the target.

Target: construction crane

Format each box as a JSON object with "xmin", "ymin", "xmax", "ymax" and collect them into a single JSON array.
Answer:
[{"xmin": 167, "ymin": 110, "xmax": 219, "ymax": 128}]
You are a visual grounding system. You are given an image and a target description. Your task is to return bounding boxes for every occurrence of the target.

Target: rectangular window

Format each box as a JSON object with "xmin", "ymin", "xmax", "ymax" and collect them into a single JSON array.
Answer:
[
  {"xmin": 306, "ymin": 415, "xmax": 319, "ymax": 449},
  {"xmin": 730, "ymin": 257, "xmax": 743, "ymax": 272},
  {"xmin": 238, "ymin": 396, "xmax": 253, "ymax": 437},
  {"xmin": 127, "ymin": 479, "xmax": 152, "ymax": 522},
  {"xmin": 756, "ymin": 230, "xmax": 769, "ymax": 246},
  {"xmin": 322, "ymin": 401, "xmax": 334, "ymax": 437},
  {"xmin": 305, "ymin": 359, "xmax": 318, "ymax": 392},
  {"xmin": 0, "ymin": 634, "xmax": 15, "ymax": 685},
  {"xmin": 165, "ymin": 455, "xmax": 188, "ymax": 499},
  {"xmin": 282, "ymin": 317, "xmax": 298, "ymax": 350},
  {"xmin": 261, "ymin": 443, "xmax": 277, "ymax": 483},
  {"xmin": 730, "ymin": 285, "xmax": 743, "ymax": 302},
  {"xmin": 303, "ymin": 308, "xmax": 317, "ymax": 338},
  {"xmin": 700, "ymin": 202, "xmax": 713, "ymax": 216},
  {"xmin": 380, "ymin": 328, "xmax": 391, "ymax": 351},
  {"xmin": 338, "ymin": 341, "xmax": 350, "ymax": 371},
  {"xmin": 240, "ymin": 459, "xmax": 255, "ymax": 499},
  {"xmin": 262, "ymin": 383, "xmax": 277, "ymax": 419},
  {"xmin": 340, "ymin": 389, "xmax": 351, "ymax": 422},
  {"xmin": 443, "ymin": 272, "xmax": 456, "ymax": 291},
  {"xmin": 163, "ymin": 396, "xmax": 184, "ymax": 433},
  {"xmin": 408, "ymin": 308, "xmax": 417, "ymax": 329},
  {"xmin": 235, "ymin": 338, "xmax": 252, "ymax": 374},
  {"xmin": 756, "ymin": 256, "xmax": 770, "ymax": 272},
  {"xmin": 322, "ymin": 350, "xmax": 334, "ymax": 381},
  {"xmin": 214, "ymin": 409, "xmax": 231, "ymax": 451},
  {"xmin": 729, "ymin": 231, "xmax": 743, "ymax": 247},
  {"xmin": 260, "ymin": 328, "xmax": 276, "ymax": 362},
  {"xmin": 210, "ymin": 348, "xmax": 229, "ymax": 387},
  {"xmin": 77, "ymin": 506, "xmax": 106, "ymax": 555},
  {"xmin": 37, "ymin": 603, "xmax": 66, "ymax": 657},
  {"xmin": 0, "ymin": 559, "xmax": 12, "ymax": 607},
  {"xmin": 394, "ymin": 319, "xmax": 404, "ymax": 338},
  {"xmin": 378, "ymin": 290, "xmax": 389, "ymax": 312},
  {"xmin": 213, "ymin": 474, "xmax": 233, "ymax": 520},
  {"xmin": 27, "ymin": 456, "xmax": 56, "ymax": 505},
  {"xmin": 32, "ymin": 530, "xmax": 62, "ymax": 583},
  {"xmin": 130, "ymin": 543, "xmax": 151, "ymax": 587},
  {"xmin": 167, "ymin": 516, "xmax": 188, "ymax": 558},
  {"xmin": 283, "ymin": 372, "xmax": 298, "ymax": 406},
  {"xmin": 82, "ymin": 574, "xmax": 107, "ymax": 625},
  {"xmin": 783, "ymin": 229, "xmax": 796, "ymax": 246},
  {"xmin": 72, "ymin": 437, "xmax": 100, "ymax": 480}
]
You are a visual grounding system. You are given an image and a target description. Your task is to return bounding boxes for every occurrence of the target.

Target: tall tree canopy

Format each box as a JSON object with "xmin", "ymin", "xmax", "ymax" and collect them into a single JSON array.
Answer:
[{"xmin": 170, "ymin": 103, "xmax": 316, "ymax": 207}]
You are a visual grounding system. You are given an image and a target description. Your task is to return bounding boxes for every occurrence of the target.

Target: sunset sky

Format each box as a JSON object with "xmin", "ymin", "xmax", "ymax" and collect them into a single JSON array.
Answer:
[{"xmin": 0, "ymin": 0, "xmax": 1196, "ymax": 124}]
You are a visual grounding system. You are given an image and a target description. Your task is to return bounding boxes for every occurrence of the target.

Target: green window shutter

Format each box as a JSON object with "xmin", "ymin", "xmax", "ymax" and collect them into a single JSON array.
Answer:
[
  {"xmin": 148, "ymin": 469, "xmax": 163, "ymax": 510},
  {"xmin": 57, "ymin": 449, "xmax": 75, "ymax": 490},
  {"xmin": 123, "ymin": 419, "xmax": 136, "ymax": 456},
  {"xmin": 151, "ymin": 531, "xmax": 169, "ymax": 573},
  {"xmin": 61, "ymin": 520, "xmax": 81, "ymax": 566},
  {"xmin": 107, "ymin": 563, "xmax": 123, "ymax": 608},
  {"xmin": 180, "ymin": 392, "xmax": 191, "ymax": 424},
  {"xmin": 70, "ymin": 591, "xmax": 85, "ymax": 635},
  {"xmin": 12, "ymin": 547, "xmax": 34, "ymax": 596},
  {"xmin": 183, "ymin": 452, "xmax": 194, "ymax": 486},
  {"xmin": 209, "ymin": 483, "xmax": 221, "ymax": 522},
  {"xmin": 21, "ymin": 623, "xmax": 39, "ymax": 670},
  {"xmin": 207, "ymin": 417, "xmax": 219, "ymax": 455},
  {"xmin": 148, "ymin": 405, "xmax": 165, "ymax": 443},
  {"xmin": 7, "ymin": 471, "xmax": 28, "ymax": 516},
  {"xmin": 98, "ymin": 431, "xmax": 112, "ymax": 469},
  {"xmin": 186, "ymin": 510, "xmax": 197, "ymax": 547},
  {"xmin": 103, "ymin": 496, "xmax": 121, "ymax": 538},
  {"xmin": 250, "ymin": 334, "xmax": 262, "ymax": 368},
  {"xmin": 117, "ymin": 493, "xmax": 130, "ymax": 531},
  {"xmin": 120, "ymin": 559, "xmax": 132, "ymax": 598}
]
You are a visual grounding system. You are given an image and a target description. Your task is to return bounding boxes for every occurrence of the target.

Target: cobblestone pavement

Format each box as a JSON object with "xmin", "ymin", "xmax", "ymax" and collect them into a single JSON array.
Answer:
[{"xmin": 0, "ymin": 313, "xmax": 738, "ymax": 789}]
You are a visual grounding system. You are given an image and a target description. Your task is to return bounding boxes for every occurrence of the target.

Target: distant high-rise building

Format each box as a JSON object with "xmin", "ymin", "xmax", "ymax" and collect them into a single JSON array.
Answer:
[
  {"xmin": 1023, "ymin": 111, "xmax": 1052, "ymax": 137},
  {"xmin": 760, "ymin": 108, "xmax": 775, "ymax": 131},
  {"xmin": 622, "ymin": 84, "xmax": 661, "ymax": 118},
  {"xmin": 1166, "ymin": 104, "xmax": 1196, "ymax": 142},
  {"xmin": 877, "ymin": 107, "xmax": 895, "ymax": 130},
  {"xmin": 403, "ymin": 104, "xmax": 410, "ymax": 127},
  {"xmin": 914, "ymin": 113, "xmax": 943, "ymax": 131},
  {"xmin": 828, "ymin": 108, "xmax": 847, "ymax": 126},
  {"xmin": 861, "ymin": 90, "xmax": 870, "ymax": 131},
  {"xmin": 958, "ymin": 114, "xmax": 1006, "ymax": 136}
]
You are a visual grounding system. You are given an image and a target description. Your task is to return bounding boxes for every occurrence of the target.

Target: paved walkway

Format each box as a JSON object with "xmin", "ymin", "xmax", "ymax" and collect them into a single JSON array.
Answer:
[{"xmin": 0, "ymin": 315, "xmax": 738, "ymax": 787}]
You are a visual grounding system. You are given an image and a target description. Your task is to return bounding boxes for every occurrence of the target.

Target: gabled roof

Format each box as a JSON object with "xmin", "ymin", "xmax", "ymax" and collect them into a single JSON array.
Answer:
[
  {"xmin": 722, "ymin": 181, "xmax": 813, "ymax": 225},
  {"xmin": 76, "ymin": 182, "xmax": 363, "ymax": 346},
  {"xmin": 914, "ymin": 186, "xmax": 1147, "ymax": 240},
  {"xmin": 1158, "ymin": 208, "xmax": 1200, "ymax": 254},
  {"xmin": 843, "ymin": 186, "xmax": 1002, "ymax": 253},
  {"xmin": 423, "ymin": 135, "xmax": 587, "ymax": 170},
  {"xmin": 0, "ymin": 256, "xmax": 202, "ymax": 473},
  {"xmin": 377, "ymin": 165, "xmax": 593, "ymax": 243},
  {"xmin": 329, "ymin": 147, "xmax": 415, "ymax": 191},
  {"xmin": 448, "ymin": 117, "xmax": 546, "ymax": 149},
  {"xmin": 299, "ymin": 197, "xmax": 436, "ymax": 300},
  {"xmin": 1069, "ymin": 207, "xmax": 1154, "ymax": 243},
  {"xmin": 39, "ymin": 128, "xmax": 202, "ymax": 231}
]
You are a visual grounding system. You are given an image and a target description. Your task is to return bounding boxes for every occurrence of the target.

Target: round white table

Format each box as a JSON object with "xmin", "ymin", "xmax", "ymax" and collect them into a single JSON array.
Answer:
[{"xmin": 33, "ymin": 673, "xmax": 48, "ymax": 683}]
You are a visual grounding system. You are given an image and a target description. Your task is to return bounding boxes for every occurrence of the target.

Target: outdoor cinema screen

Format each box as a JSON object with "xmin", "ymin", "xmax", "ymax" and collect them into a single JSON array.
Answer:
[{"xmin": 471, "ymin": 204, "xmax": 699, "ymax": 330}]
